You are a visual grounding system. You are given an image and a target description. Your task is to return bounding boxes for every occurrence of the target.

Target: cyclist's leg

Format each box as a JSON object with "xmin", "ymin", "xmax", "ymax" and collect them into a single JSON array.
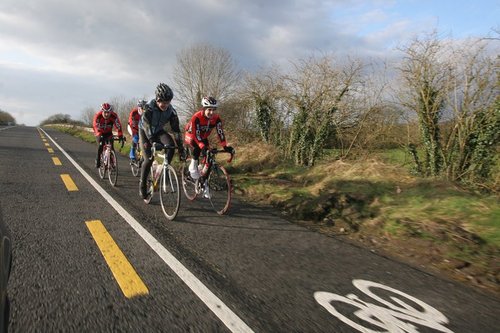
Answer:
[
  {"xmin": 108, "ymin": 134, "xmax": 115, "ymax": 153},
  {"xmin": 187, "ymin": 140, "xmax": 205, "ymax": 179},
  {"xmin": 139, "ymin": 130, "xmax": 152, "ymax": 198},
  {"xmin": 130, "ymin": 133, "xmax": 139, "ymax": 160},
  {"xmin": 96, "ymin": 135, "xmax": 103, "ymax": 167},
  {"xmin": 158, "ymin": 131, "xmax": 175, "ymax": 163}
]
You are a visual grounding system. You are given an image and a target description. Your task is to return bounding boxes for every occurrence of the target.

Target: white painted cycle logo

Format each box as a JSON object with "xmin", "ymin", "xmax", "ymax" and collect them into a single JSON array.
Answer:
[{"xmin": 314, "ymin": 279, "xmax": 454, "ymax": 333}]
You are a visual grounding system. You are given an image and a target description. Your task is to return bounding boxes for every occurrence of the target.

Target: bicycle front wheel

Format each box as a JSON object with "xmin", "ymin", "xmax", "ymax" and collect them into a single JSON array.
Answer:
[
  {"xmin": 159, "ymin": 165, "xmax": 180, "ymax": 220},
  {"xmin": 108, "ymin": 150, "xmax": 118, "ymax": 186},
  {"xmin": 207, "ymin": 165, "xmax": 231, "ymax": 215},
  {"xmin": 181, "ymin": 158, "xmax": 197, "ymax": 201},
  {"xmin": 98, "ymin": 154, "xmax": 106, "ymax": 179}
]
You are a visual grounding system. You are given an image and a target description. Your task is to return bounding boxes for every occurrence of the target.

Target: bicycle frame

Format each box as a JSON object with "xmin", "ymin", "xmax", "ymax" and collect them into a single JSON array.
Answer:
[
  {"xmin": 98, "ymin": 135, "xmax": 124, "ymax": 186},
  {"xmin": 151, "ymin": 146, "xmax": 172, "ymax": 190},
  {"xmin": 181, "ymin": 148, "xmax": 233, "ymax": 215},
  {"xmin": 144, "ymin": 142, "xmax": 181, "ymax": 220},
  {"xmin": 102, "ymin": 142, "xmax": 112, "ymax": 167},
  {"xmin": 200, "ymin": 148, "xmax": 234, "ymax": 181}
]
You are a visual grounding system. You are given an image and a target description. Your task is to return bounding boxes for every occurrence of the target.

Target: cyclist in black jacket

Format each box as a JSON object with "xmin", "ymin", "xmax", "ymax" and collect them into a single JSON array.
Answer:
[{"xmin": 138, "ymin": 83, "xmax": 185, "ymax": 200}]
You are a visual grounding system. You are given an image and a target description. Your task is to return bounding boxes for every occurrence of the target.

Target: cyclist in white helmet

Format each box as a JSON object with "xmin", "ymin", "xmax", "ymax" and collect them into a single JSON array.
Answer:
[{"xmin": 184, "ymin": 96, "xmax": 234, "ymax": 180}]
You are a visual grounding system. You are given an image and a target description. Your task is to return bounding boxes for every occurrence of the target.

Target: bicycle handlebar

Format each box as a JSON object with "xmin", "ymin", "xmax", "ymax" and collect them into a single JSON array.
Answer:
[
  {"xmin": 100, "ymin": 135, "xmax": 125, "ymax": 148},
  {"xmin": 152, "ymin": 142, "xmax": 179, "ymax": 151},
  {"xmin": 208, "ymin": 148, "xmax": 234, "ymax": 163}
]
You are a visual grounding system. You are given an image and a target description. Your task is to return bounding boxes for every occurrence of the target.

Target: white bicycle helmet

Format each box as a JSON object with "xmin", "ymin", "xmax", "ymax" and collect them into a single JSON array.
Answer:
[{"xmin": 201, "ymin": 96, "xmax": 218, "ymax": 108}]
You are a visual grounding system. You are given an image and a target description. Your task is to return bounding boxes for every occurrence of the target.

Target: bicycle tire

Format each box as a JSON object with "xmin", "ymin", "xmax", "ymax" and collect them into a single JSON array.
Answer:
[
  {"xmin": 130, "ymin": 148, "xmax": 140, "ymax": 177},
  {"xmin": 159, "ymin": 164, "xmax": 181, "ymax": 220},
  {"xmin": 207, "ymin": 165, "xmax": 231, "ymax": 215},
  {"xmin": 108, "ymin": 150, "xmax": 118, "ymax": 186},
  {"xmin": 98, "ymin": 154, "xmax": 106, "ymax": 179},
  {"xmin": 181, "ymin": 158, "xmax": 197, "ymax": 201},
  {"xmin": 143, "ymin": 171, "xmax": 154, "ymax": 204}
]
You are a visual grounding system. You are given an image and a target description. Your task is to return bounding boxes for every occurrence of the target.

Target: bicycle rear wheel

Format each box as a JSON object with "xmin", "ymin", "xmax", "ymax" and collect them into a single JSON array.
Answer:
[
  {"xmin": 130, "ymin": 148, "xmax": 141, "ymax": 177},
  {"xmin": 159, "ymin": 165, "xmax": 181, "ymax": 220},
  {"xmin": 108, "ymin": 150, "xmax": 118, "ymax": 186},
  {"xmin": 181, "ymin": 158, "xmax": 197, "ymax": 201},
  {"xmin": 207, "ymin": 165, "xmax": 231, "ymax": 215}
]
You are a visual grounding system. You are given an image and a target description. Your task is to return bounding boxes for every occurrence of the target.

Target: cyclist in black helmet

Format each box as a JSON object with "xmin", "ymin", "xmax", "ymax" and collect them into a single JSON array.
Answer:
[{"xmin": 138, "ymin": 83, "xmax": 186, "ymax": 201}]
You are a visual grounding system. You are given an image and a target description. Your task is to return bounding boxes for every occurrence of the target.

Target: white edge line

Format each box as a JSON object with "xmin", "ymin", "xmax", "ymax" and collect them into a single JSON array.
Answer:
[{"xmin": 40, "ymin": 127, "xmax": 254, "ymax": 333}]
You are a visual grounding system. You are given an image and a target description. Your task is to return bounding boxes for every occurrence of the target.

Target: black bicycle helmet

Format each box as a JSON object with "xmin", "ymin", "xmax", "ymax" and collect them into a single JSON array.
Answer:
[{"xmin": 155, "ymin": 83, "xmax": 173, "ymax": 101}]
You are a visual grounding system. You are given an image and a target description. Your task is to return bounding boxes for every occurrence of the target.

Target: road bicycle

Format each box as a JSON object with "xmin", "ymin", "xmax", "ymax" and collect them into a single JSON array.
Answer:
[
  {"xmin": 130, "ymin": 144, "xmax": 143, "ymax": 177},
  {"xmin": 98, "ymin": 135, "xmax": 124, "ymax": 186},
  {"xmin": 181, "ymin": 148, "xmax": 234, "ymax": 215},
  {"xmin": 143, "ymin": 142, "xmax": 181, "ymax": 221}
]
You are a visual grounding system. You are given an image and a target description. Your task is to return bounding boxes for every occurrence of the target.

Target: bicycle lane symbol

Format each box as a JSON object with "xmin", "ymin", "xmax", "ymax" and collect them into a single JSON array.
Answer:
[{"xmin": 314, "ymin": 279, "xmax": 454, "ymax": 333}]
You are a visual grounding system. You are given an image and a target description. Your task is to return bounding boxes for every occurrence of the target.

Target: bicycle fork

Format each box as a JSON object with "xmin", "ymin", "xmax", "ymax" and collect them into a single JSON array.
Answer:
[{"xmin": 154, "ymin": 165, "xmax": 175, "ymax": 193}]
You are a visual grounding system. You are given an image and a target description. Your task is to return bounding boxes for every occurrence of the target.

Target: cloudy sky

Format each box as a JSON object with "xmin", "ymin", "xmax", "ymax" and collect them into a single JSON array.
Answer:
[{"xmin": 1, "ymin": 0, "xmax": 498, "ymax": 126}]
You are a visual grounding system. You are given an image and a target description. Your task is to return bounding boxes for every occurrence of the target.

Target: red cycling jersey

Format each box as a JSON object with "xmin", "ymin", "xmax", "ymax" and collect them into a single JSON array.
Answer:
[
  {"xmin": 128, "ymin": 107, "xmax": 141, "ymax": 135},
  {"xmin": 93, "ymin": 110, "xmax": 123, "ymax": 137},
  {"xmin": 184, "ymin": 109, "xmax": 226, "ymax": 149}
]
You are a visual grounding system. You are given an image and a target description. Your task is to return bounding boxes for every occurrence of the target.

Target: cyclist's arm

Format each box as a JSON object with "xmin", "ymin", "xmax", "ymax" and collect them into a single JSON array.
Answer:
[
  {"xmin": 128, "ymin": 109, "xmax": 135, "ymax": 128},
  {"xmin": 92, "ymin": 113, "xmax": 101, "ymax": 137},
  {"xmin": 141, "ymin": 105, "xmax": 155, "ymax": 140},
  {"xmin": 215, "ymin": 117, "xmax": 227, "ymax": 147},
  {"xmin": 114, "ymin": 116, "xmax": 124, "ymax": 137},
  {"xmin": 193, "ymin": 118, "xmax": 208, "ymax": 149},
  {"xmin": 168, "ymin": 108, "xmax": 183, "ymax": 148}
]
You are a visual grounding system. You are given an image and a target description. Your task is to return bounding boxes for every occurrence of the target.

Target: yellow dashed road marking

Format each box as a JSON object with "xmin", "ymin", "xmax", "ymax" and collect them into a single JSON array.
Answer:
[
  {"xmin": 86, "ymin": 220, "xmax": 149, "ymax": 298},
  {"xmin": 60, "ymin": 174, "xmax": 78, "ymax": 191},
  {"xmin": 44, "ymin": 143, "xmax": 50, "ymax": 147},
  {"xmin": 52, "ymin": 157, "xmax": 62, "ymax": 165},
  {"xmin": 47, "ymin": 148, "xmax": 54, "ymax": 153}
]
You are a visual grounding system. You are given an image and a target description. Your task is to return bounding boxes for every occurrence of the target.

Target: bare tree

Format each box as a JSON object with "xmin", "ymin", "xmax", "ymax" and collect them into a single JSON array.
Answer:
[
  {"xmin": 108, "ymin": 96, "xmax": 135, "ymax": 134},
  {"xmin": 396, "ymin": 32, "xmax": 451, "ymax": 176},
  {"xmin": 443, "ymin": 39, "xmax": 499, "ymax": 184},
  {"xmin": 240, "ymin": 65, "xmax": 289, "ymax": 145},
  {"xmin": 283, "ymin": 54, "xmax": 364, "ymax": 166},
  {"xmin": 80, "ymin": 106, "xmax": 96, "ymax": 127},
  {"xmin": 173, "ymin": 43, "xmax": 241, "ymax": 117},
  {"xmin": 396, "ymin": 32, "xmax": 499, "ymax": 187}
]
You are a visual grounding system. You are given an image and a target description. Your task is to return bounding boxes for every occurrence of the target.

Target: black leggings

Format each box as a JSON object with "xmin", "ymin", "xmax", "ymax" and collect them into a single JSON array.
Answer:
[
  {"xmin": 189, "ymin": 139, "xmax": 209, "ymax": 160},
  {"xmin": 139, "ymin": 130, "xmax": 175, "ymax": 186},
  {"xmin": 96, "ymin": 134, "xmax": 114, "ymax": 161}
]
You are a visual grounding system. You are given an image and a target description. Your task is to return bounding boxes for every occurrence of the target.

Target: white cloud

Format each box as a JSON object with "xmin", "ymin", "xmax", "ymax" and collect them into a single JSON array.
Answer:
[{"xmin": 0, "ymin": 0, "xmax": 497, "ymax": 126}]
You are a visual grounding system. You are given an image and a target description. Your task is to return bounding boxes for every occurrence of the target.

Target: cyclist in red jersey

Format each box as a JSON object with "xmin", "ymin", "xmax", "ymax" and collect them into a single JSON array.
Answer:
[
  {"xmin": 128, "ymin": 99, "xmax": 146, "ymax": 163},
  {"xmin": 184, "ymin": 96, "xmax": 235, "ymax": 179},
  {"xmin": 92, "ymin": 103, "xmax": 124, "ymax": 168}
]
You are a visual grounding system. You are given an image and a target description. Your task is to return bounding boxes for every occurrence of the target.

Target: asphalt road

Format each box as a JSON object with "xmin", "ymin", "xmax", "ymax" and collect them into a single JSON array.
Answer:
[{"xmin": 0, "ymin": 125, "xmax": 499, "ymax": 332}]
